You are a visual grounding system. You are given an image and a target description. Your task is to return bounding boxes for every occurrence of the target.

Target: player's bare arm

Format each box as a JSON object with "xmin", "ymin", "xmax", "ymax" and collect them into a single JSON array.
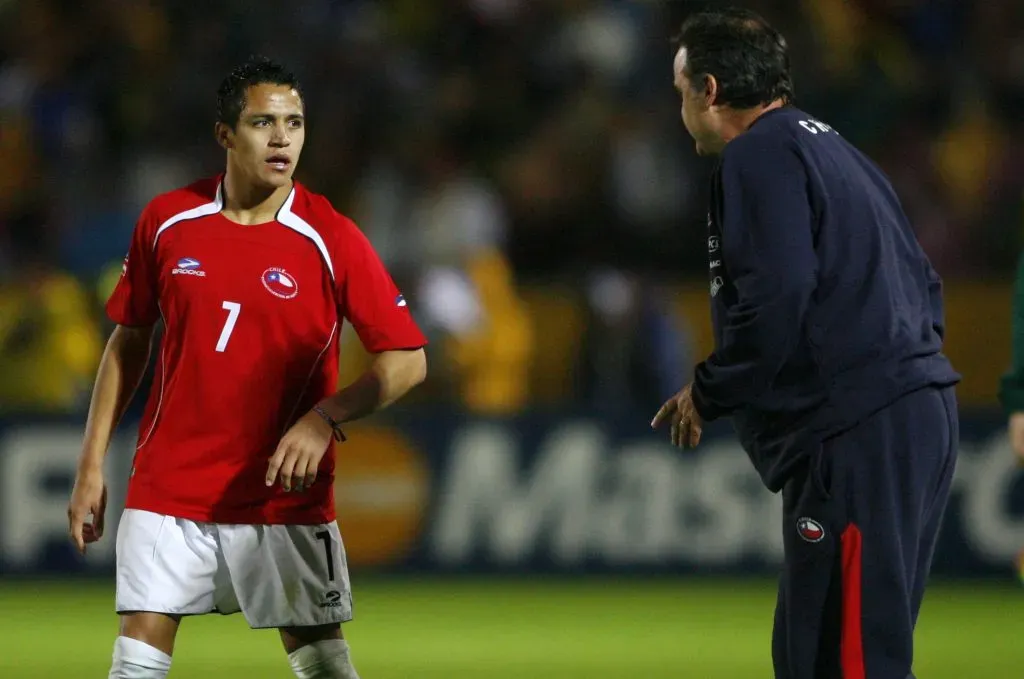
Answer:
[
  {"xmin": 267, "ymin": 348, "xmax": 427, "ymax": 492},
  {"xmin": 69, "ymin": 324, "xmax": 155, "ymax": 553}
]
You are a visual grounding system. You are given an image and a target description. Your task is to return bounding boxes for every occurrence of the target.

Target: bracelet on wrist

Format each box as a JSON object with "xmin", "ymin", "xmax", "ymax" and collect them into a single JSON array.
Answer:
[{"xmin": 313, "ymin": 405, "xmax": 346, "ymax": 442}]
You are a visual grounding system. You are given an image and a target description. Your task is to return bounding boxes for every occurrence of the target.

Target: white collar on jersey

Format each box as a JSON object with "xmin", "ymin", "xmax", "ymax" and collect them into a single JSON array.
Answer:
[{"xmin": 152, "ymin": 181, "xmax": 335, "ymax": 280}]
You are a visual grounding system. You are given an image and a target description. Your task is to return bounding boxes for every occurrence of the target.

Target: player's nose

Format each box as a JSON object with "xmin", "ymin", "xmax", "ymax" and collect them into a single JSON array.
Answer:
[{"xmin": 269, "ymin": 125, "xmax": 290, "ymax": 146}]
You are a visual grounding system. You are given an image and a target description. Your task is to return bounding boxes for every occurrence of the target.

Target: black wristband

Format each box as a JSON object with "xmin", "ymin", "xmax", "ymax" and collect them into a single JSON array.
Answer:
[{"xmin": 313, "ymin": 405, "xmax": 346, "ymax": 442}]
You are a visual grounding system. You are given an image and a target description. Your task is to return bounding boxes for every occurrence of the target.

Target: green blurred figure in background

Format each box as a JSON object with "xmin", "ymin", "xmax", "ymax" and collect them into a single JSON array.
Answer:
[
  {"xmin": 999, "ymin": 250, "xmax": 1024, "ymax": 583},
  {"xmin": 999, "ymin": 251, "xmax": 1024, "ymax": 462}
]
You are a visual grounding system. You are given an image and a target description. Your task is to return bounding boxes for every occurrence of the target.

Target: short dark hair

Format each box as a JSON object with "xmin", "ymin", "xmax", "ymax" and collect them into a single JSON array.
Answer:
[
  {"xmin": 216, "ymin": 56, "xmax": 303, "ymax": 128},
  {"xmin": 673, "ymin": 7, "xmax": 794, "ymax": 108}
]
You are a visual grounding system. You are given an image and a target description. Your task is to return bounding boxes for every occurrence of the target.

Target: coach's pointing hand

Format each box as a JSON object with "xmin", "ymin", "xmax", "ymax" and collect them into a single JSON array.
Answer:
[
  {"xmin": 267, "ymin": 410, "xmax": 335, "ymax": 492},
  {"xmin": 651, "ymin": 383, "xmax": 703, "ymax": 449},
  {"xmin": 68, "ymin": 468, "xmax": 107, "ymax": 554}
]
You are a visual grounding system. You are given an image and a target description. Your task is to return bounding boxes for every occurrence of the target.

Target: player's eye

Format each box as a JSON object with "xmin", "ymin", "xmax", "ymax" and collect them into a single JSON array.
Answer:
[{"xmin": 253, "ymin": 119, "xmax": 270, "ymax": 128}]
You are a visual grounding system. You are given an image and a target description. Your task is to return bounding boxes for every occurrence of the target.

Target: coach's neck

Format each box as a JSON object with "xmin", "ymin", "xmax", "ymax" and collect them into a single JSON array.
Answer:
[{"xmin": 717, "ymin": 98, "xmax": 787, "ymax": 147}]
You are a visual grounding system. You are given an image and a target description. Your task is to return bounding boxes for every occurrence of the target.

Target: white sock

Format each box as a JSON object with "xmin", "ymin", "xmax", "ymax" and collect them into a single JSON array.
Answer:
[
  {"xmin": 109, "ymin": 636, "xmax": 172, "ymax": 678},
  {"xmin": 288, "ymin": 639, "xmax": 359, "ymax": 679}
]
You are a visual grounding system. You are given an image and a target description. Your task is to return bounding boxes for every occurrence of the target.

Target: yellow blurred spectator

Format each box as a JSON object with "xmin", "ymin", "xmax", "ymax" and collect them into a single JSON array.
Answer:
[
  {"xmin": 800, "ymin": 0, "xmax": 866, "ymax": 79},
  {"xmin": 932, "ymin": 101, "xmax": 1004, "ymax": 220},
  {"xmin": 0, "ymin": 267, "xmax": 103, "ymax": 413},
  {"xmin": 446, "ymin": 249, "xmax": 533, "ymax": 415},
  {"xmin": 801, "ymin": 0, "xmax": 918, "ymax": 88},
  {"xmin": 95, "ymin": 257, "xmax": 125, "ymax": 306}
]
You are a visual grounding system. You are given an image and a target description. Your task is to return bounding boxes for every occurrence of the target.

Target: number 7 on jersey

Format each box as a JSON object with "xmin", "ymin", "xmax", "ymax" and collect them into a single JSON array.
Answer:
[{"xmin": 216, "ymin": 301, "xmax": 241, "ymax": 352}]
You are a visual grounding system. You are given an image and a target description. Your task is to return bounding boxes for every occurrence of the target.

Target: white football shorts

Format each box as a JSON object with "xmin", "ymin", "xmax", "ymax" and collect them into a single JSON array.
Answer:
[{"xmin": 114, "ymin": 508, "xmax": 353, "ymax": 629}]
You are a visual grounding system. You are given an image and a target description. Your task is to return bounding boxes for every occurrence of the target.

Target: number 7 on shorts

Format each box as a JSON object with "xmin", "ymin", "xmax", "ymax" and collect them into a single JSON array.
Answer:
[{"xmin": 315, "ymin": 530, "xmax": 335, "ymax": 581}]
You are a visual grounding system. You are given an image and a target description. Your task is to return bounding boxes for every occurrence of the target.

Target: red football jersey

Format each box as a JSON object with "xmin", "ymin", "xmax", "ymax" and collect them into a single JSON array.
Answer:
[{"xmin": 106, "ymin": 176, "xmax": 426, "ymax": 524}]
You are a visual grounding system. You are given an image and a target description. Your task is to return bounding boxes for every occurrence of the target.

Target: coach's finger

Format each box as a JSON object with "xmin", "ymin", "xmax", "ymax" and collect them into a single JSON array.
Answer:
[
  {"xmin": 676, "ymin": 410, "xmax": 693, "ymax": 448},
  {"xmin": 689, "ymin": 421, "xmax": 702, "ymax": 449},
  {"xmin": 651, "ymin": 398, "xmax": 678, "ymax": 428},
  {"xmin": 673, "ymin": 411, "xmax": 688, "ymax": 448},
  {"xmin": 678, "ymin": 418, "xmax": 691, "ymax": 449}
]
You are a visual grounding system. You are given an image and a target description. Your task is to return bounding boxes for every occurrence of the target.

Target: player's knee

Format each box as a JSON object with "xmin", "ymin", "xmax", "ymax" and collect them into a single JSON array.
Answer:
[
  {"xmin": 118, "ymin": 611, "xmax": 179, "ymax": 655},
  {"xmin": 288, "ymin": 639, "xmax": 359, "ymax": 679},
  {"xmin": 109, "ymin": 636, "xmax": 172, "ymax": 679}
]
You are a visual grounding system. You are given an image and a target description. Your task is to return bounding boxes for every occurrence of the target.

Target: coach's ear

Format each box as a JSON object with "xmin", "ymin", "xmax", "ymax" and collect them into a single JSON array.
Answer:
[
  {"xmin": 703, "ymin": 74, "xmax": 720, "ymax": 109},
  {"xmin": 214, "ymin": 122, "xmax": 234, "ymax": 151}
]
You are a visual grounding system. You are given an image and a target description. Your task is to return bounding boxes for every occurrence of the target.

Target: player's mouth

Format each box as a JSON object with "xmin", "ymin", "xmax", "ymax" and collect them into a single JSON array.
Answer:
[{"xmin": 265, "ymin": 154, "xmax": 292, "ymax": 172}]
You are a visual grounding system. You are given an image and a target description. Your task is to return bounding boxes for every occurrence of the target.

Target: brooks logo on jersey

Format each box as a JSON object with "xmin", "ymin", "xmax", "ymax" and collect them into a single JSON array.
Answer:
[{"xmin": 172, "ymin": 257, "xmax": 206, "ymax": 277}]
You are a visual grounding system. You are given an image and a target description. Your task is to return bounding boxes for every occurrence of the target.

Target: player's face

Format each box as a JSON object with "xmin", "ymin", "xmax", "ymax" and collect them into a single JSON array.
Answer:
[
  {"xmin": 219, "ymin": 84, "xmax": 305, "ymax": 189},
  {"xmin": 673, "ymin": 48, "xmax": 724, "ymax": 156}
]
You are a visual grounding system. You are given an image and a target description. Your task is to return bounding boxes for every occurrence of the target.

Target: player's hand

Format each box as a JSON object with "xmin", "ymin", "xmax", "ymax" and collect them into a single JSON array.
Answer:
[
  {"xmin": 1009, "ymin": 412, "xmax": 1024, "ymax": 466},
  {"xmin": 68, "ymin": 468, "xmax": 108, "ymax": 555},
  {"xmin": 651, "ymin": 383, "xmax": 703, "ymax": 449},
  {"xmin": 267, "ymin": 410, "xmax": 335, "ymax": 492}
]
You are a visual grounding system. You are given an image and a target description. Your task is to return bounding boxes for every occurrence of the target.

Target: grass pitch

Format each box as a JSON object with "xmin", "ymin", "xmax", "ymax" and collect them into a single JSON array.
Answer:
[{"xmin": 0, "ymin": 578, "xmax": 1019, "ymax": 678}]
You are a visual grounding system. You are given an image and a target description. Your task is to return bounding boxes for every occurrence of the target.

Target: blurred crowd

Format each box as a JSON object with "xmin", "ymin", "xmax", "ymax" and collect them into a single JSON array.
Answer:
[{"xmin": 0, "ymin": 0, "xmax": 1021, "ymax": 415}]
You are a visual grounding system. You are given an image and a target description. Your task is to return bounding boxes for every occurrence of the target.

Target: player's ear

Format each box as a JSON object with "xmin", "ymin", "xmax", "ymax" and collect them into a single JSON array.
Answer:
[{"xmin": 214, "ymin": 122, "xmax": 234, "ymax": 151}]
